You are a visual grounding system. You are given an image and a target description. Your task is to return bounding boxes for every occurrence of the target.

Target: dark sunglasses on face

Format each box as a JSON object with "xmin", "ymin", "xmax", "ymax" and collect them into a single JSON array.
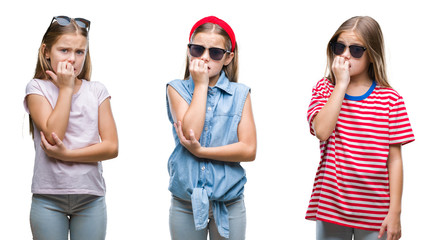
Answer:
[
  {"xmin": 330, "ymin": 42, "xmax": 366, "ymax": 59},
  {"xmin": 51, "ymin": 16, "xmax": 90, "ymax": 31},
  {"xmin": 188, "ymin": 44, "xmax": 230, "ymax": 61}
]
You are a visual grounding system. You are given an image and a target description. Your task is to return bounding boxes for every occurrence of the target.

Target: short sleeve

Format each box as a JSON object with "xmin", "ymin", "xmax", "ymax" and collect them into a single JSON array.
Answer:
[
  {"xmin": 307, "ymin": 79, "xmax": 332, "ymax": 136},
  {"xmin": 92, "ymin": 81, "xmax": 111, "ymax": 105},
  {"xmin": 23, "ymin": 79, "xmax": 44, "ymax": 114},
  {"xmin": 389, "ymin": 95, "xmax": 415, "ymax": 145}
]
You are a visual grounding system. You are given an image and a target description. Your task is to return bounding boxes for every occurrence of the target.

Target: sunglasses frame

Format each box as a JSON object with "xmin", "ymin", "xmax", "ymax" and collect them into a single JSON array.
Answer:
[
  {"xmin": 330, "ymin": 42, "xmax": 367, "ymax": 59},
  {"xmin": 187, "ymin": 44, "xmax": 230, "ymax": 61},
  {"xmin": 51, "ymin": 16, "xmax": 91, "ymax": 31}
]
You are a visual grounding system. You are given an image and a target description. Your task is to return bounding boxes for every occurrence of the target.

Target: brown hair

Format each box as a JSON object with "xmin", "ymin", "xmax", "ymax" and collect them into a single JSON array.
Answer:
[
  {"xmin": 326, "ymin": 16, "xmax": 390, "ymax": 87},
  {"xmin": 184, "ymin": 23, "xmax": 239, "ymax": 82},
  {"xmin": 29, "ymin": 18, "xmax": 91, "ymax": 136},
  {"xmin": 34, "ymin": 19, "xmax": 91, "ymax": 80}
]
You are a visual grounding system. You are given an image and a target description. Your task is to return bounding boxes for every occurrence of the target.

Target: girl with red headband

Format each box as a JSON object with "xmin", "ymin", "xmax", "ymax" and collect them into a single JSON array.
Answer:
[
  {"xmin": 166, "ymin": 16, "xmax": 257, "ymax": 239},
  {"xmin": 305, "ymin": 16, "xmax": 414, "ymax": 240}
]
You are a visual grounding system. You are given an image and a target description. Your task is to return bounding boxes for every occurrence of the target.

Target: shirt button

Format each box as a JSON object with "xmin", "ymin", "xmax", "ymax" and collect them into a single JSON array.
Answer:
[
  {"xmin": 205, "ymin": 127, "xmax": 208, "ymax": 131},
  {"xmin": 208, "ymin": 107, "xmax": 212, "ymax": 111},
  {"xmin": 201, "ymin": 166, "xmax": 205, "ymax": 171}
]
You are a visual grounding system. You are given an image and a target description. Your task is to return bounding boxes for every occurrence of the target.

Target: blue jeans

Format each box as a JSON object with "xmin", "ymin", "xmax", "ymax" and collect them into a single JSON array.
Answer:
[
  {"xmin": 169, "ymin": 195, "xmax": 246, "ymax": 240},
  {"xmin": 30, "ymin": 194, "xmax": 107, "ymax": 240},
  {"xmin": 316, "ymin": 220, "xmax": 387, "ymax": 240}
]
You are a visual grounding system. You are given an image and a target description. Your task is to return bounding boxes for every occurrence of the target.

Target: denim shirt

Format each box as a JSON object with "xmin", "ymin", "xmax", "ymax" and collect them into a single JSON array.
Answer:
[{"xmin": 166, "ymin": 72, "xmax": 250, "ymax": 238}]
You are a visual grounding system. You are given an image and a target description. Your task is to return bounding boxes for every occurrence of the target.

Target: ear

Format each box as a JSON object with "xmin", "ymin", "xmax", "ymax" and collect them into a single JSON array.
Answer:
[
  {"xmin": 42, "ymin": 44, "xmax": 50, "ymax": 59},
  {"xmin": 224, "ymin": 52, "xmax": 234, "ymax": 66}
]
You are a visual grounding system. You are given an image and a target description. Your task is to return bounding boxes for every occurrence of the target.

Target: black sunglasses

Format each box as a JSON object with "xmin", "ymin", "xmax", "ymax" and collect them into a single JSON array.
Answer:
[
  {"xmin": 188, "ymin": 44, "xmax": 230, "ymax": 61},
  {"xmin": 51, "ymin": 16, "xmax": 90, "ymax": 31},
  {"xmin": 330, "ymin": 42, "xmax": 366, "ymax": 59}
]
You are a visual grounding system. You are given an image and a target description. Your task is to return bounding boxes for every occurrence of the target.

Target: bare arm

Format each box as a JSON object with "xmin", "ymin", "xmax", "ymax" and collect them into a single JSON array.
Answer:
[
  {"xmin": 27, "ymin": 62, "xmax": 76, "ymax": 144},
  {"xmin": 167, "ymin": 59, "xmax": 209, "ymax": 140},
  {"xmin": 378, "ymin": 144, "xmax": 403, "ymax": 239},
  {"xmin": 174, "ymin": 94, "xmax": 257, "ymax": 162},
  {"xmin": 40, "ymin": 98, "xmax": 118, "ymax": 162},
  {"xmin": 312, "ymin": 56, "xmax": 350, "ymax": 141}
]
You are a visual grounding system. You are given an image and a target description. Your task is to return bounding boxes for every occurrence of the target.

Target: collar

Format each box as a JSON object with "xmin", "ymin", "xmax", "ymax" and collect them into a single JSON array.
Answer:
[{"xmin": 344, "ymin": 80, "xmax": 376, "ymax": 101}]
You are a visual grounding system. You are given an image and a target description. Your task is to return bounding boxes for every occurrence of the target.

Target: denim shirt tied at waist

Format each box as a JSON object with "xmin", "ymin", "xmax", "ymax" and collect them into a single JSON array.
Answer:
[{"xmin": 166, "ymin": 72, "xmax": 250, "ymax": 238}]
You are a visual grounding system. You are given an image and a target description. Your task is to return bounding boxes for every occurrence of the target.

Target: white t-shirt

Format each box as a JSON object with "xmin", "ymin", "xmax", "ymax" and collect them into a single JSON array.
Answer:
[{"xmin": 24, "ymin": 79, "xmax": 110, "ymax": 196}]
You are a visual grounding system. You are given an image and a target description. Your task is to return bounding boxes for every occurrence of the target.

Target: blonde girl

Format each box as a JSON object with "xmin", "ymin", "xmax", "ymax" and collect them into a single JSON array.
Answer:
[
  {"xmin": 306, "ymin": 16, "xmax": 414, "ymax": 240},
  {"xmin": 166, "ymin": 16, "xmax": 257, "ymax": 240},
  {"xmin": 24, "ymin": 16, "xmax": 118, "ymax": 240}
]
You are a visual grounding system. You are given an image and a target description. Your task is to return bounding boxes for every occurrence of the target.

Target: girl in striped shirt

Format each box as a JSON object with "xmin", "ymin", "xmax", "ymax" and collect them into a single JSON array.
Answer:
[{"xmin": 306, "ymin": 16, "xmax": 414, "ymax": 240}]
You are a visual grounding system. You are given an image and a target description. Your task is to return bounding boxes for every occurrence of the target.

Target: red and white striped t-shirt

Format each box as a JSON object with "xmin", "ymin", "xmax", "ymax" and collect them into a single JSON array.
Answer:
[{"xmin": 305, "ymin": 78, "xmax": 415, "ymax": 231}]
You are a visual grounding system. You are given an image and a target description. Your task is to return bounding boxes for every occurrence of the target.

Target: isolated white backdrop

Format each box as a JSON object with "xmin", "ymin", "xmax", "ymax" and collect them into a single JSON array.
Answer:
[{"xmin": 1, "ymin": 0, "xmax": 437, "ymax": 239}]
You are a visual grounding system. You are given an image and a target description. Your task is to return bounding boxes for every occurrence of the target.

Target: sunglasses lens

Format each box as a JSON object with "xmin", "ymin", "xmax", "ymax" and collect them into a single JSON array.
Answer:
[
  {"xmin": 350, "ymin": 46, "xmax": 365, "ymax": 58},
  {"xmin": 189, "ymin": 44, "xmax": 205, "ymax": 57},
  {"xmin": 332, "ymin": 42, "xmax": 346, "ymax": 55},
  {"xmin": 55, "ymin": 16, "xmax": 71, "ymax": 26},
  {"xmin": 209, "ymin": 48, "xmax": 225, "ymax": 61},
  {"xmin": 75, "ymin": 18, "xmax": 90, "ymax": 29}
]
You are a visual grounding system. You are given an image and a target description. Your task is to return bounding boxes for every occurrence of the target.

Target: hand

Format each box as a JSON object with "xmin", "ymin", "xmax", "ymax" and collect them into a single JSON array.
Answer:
[
  {"xmin": 378, "ymin": 212, "xmax": 401, "ymax": 240},
  {"xmin": 40, "ymin": 131, "xmax": 70, "ymax": 161},
  {"xmin": 189, "ymin": 59, "xmax": 209, "ymax": 86},
  {"xmin": 332, "ymin": 56, "xmax": 350, "ymax": 87},
  {"xmin": 174, "ymin": 121, "xmax": 203, "ymax": 157},
  {"xmin": 46, "ymin": 61, "xmax": 76, "ymax": 90}
]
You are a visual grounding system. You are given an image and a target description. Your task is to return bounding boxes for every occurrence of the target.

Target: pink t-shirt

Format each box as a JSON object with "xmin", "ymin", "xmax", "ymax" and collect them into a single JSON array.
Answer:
[{"xmin": 24, "ymin": 79, "xmax": 110, "ymax": 196}]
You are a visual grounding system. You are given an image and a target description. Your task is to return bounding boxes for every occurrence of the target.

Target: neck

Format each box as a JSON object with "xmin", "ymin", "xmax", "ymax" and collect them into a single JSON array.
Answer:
[
  {"xmin": 209, "ymin": 75, "xmax": 220, "ymax": 87},
  {"xmin": 350, "ymin": 72, "xmax": 372, "ymax": 86}
]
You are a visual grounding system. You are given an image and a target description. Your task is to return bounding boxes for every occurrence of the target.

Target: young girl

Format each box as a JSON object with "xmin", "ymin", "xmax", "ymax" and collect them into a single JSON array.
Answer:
[
  {"xmin": 166, "ymin": 16, "xmax": 257, "ymax": 240},
  {"xmin": 24, "ymin": 16, "xmax": 118, "ymax": 240},
  {"xmin": 306, "ymin": 16, "xmax": 414, "ymax": 240}
]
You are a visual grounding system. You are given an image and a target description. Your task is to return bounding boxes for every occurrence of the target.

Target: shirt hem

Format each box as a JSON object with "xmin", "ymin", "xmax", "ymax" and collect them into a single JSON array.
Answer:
[
  {"xmin": 32, "ymin": 189, "xmax": 105, "ymax": 197},
  {"xmin": 306, "ymin": 216, "xmax": 381, "ymax": 231}
]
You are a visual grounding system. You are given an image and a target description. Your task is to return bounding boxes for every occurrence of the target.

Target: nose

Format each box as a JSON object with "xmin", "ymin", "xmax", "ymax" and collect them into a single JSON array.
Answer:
[
  {"xmin": 67, "ymin": 52, "xmax": 75, "ymax": 64},
  {"xmin": 200, "ymin": 48, "xmax": 210, "ymax": 62},
  {"xmin": 341, "ymin": 47, "xmax": 351, "ymax": 60}
]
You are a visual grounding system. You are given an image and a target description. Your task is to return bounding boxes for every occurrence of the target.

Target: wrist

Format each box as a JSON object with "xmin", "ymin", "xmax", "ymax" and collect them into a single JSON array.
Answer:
[
  {"xmin": 194, "ymin": 81, "xmax": 209, "ymax": 89},
  {"xmin": 194, "ymin": 146, "xmax": 207, "ymax": 158},
  {"xmin": 388, "ymin": 208, "xmax": 401, "ymax": 216},
  {"xmin": 334, "ymin": 79, "xmax": 349, "ymax": 89},
  {"xmin": 58, "ymin": 86, "xmax": 74, "ymax": 95},
  {"xmin": 60, "ymin": 149, "xmax": 73, "ymax": 162}
]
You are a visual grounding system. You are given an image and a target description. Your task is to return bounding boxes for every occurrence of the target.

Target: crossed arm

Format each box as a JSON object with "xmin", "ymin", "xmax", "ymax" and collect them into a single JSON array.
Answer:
[
  {"xmin": 167, "ymin": 85, "xmax": 256, "ymax": 162},
  {"xmin": 27, "ymin": 92, "xmax": 118, "ymax": 163}
]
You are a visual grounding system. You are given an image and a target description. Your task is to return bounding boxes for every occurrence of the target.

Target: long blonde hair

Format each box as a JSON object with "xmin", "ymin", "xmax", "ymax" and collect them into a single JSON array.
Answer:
[
  {"xmin": 34, "ymin": 18, "xmax": 91, "ymax": 80},
  {"xmin": 30, "ymin": 18, "xmax": 92, "ymax": 136},
  {"xmin": 326, "ymin": 16, "xmax": 390, "ymax": 87},
  {"xmin": 184, "ymin": 23, "xmax": 239, "ymax": 82}
]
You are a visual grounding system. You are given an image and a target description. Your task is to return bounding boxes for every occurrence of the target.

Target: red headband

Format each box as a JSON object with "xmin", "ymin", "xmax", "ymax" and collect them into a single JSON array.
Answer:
[{"xmin": 189, "ymin": 16, "xmax": 236, "ymax": 52}]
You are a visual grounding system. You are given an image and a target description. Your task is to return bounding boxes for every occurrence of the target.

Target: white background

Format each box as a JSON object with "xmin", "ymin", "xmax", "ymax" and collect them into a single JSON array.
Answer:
[{"xmin": 1, "ymin": 0, "xmax": 437, "ymax": 239}]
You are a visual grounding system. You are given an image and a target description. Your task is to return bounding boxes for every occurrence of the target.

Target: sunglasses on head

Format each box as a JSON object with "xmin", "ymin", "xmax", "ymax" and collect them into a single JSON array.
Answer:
[
  {"xmin": 330, "ymin": 42, "xmax": 366, "ymax": 59},
  {"xmin": 188, "ymin": 44, "xmax": 230, "ymax": 61},
  {"xmin": 51, "ymin": 16, "xmax": 90, "ymax": 31}
]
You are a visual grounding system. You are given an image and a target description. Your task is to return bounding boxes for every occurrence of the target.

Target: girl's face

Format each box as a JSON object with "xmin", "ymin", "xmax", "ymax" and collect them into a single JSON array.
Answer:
[
  {"xmin": 336, "ymin": 31, "xmax": 370, "ymax": 80},
  {"xmin": 44, "ymin": 33, "xmax": 88, "ymax": 78},
  {"xmin": 189, "ymin": 32, "xmax": 234, "ymax": 82}
]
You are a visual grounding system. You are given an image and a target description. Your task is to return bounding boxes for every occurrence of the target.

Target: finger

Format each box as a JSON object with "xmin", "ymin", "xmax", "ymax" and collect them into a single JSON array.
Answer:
[
  {"xmin": 188, "ymin": 129, "xmax": 197, "ymax": 143},
  {"xmin": 58, "ymin": 61, "xmax": 65, "ymax": 75},
  {"xmin": 175, "ymin": 121, "xmax": 188, "ymax": 142},
  {"xmin": 51, "ymin": 132, "xmax": 63, "ymax": 146},
  {"xmin": 45, "ymin": 70, "xmax": 57, "ymax": 81},
  {"xmin": 66, "ymin": 62, "xmax": 74, "ymax": 74},
  {"xmin": 378, "ymin": 224, "xmax": 386, "ymax": 239},
  {"xmin": 40, "ymin": 131, "xmax": 50, "ymax": 148}
]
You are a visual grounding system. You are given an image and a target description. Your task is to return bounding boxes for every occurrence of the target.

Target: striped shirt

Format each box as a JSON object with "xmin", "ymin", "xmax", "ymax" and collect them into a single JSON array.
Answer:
[{"xmin": 305, "ymin": 78, "xmax": 414, "ymax": 230}]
